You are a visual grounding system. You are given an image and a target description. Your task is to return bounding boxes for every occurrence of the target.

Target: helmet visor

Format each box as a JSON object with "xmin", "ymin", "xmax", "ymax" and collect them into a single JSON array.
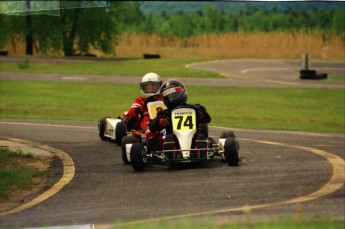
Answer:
[
  {"xmin": 141, "ymin": 82, "xmax": 161, "ymax": 94},
  {"xmin": 162, "ymin": 86, "xmax": 184, "ymax": 101}
]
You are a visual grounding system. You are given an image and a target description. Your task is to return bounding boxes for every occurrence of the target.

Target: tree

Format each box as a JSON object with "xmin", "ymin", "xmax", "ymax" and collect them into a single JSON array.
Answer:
[
  {"xmin": 58, "ymin": 2, "xmax": 122, "ymax": 56},
  {"xmin": 332, "ymin": 9, "xmax": 345, "ymax": 36},
  {"xmin": 0, "ymin": 1, "xmax": 128, "ymax": 56},
  {"xmin": 203, "ymin": 5, "xmax": 224, "ymax": 33}
]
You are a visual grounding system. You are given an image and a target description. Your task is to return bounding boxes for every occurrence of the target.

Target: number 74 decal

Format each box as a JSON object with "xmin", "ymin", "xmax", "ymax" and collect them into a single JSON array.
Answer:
[{"xmin": 172, "ymin": 108, "xmax": 196, "ymax": 131}]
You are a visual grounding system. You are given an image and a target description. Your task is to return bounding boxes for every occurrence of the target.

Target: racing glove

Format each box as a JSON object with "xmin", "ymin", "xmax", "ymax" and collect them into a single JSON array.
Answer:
[{"xmin": 159, "ymin": 118, "xmax": 170, "ymax": 128}]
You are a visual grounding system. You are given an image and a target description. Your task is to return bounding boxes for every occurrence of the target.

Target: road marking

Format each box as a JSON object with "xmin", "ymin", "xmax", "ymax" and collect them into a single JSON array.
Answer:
[
  {"xmin": 0, "ymin": 121, "xmax": 96, "ymax": 129},
  {"xmin": 112, "ymin": 138, "xmax": 345, "ymax": 227},
  {"xmin": 259, "ymin": 79, "xmax": 301, "ymax": 86},
  {"xmin": 241, "ymin": 67, "xmax": 295, "ymax": 74},
  {"xmin": 61, "ymin": 76, "xmax": 87, "ymax": 81},
  {"xmin": 241, "ymin": 67, "xmax": 345, "ymax": 74},
  {"xmin": 25, "ymin": 224, "xmax": 94, "ymax": 229},
  {"xmin": 0, "ymin": 138, "xmax": 75, "ymax": 216}
]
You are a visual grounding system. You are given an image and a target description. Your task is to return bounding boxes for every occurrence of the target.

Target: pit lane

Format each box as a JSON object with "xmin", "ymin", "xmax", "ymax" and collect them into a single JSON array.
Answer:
[{"xmin": 0, "ymin": 120, "xmax": 343, "ymax": 228}]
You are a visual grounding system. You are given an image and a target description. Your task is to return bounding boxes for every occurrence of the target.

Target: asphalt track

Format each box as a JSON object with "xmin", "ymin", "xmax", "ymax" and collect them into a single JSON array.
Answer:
[{"xmin": 0, "ymin": 59, "xmax": 344, "ymax": 228}]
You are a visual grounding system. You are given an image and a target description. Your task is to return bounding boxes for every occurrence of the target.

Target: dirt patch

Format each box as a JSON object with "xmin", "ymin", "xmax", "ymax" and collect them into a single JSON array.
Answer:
[{"xmin": 0, "ymin": 154, "xmax": 63, "ymax": 214}]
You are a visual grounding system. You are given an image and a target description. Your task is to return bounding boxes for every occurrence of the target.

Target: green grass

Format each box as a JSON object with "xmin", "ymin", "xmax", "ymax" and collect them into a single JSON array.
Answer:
[
  {"xmin": 112, "ymin": 217, "xmax": 344, "ymax": 229},
  {"xmin": 0, "ymin": 80, "xmax": 343, "ymax": 133},
  {"xmin": 0, "ymin": 147, "xmax": 40, "ymax": 198},
  {"xmin": 0, "ymin": 58, "xmax": 223, "ymax": 78},
  {"xmin": 328, "ymin": 76, "xmax": 345, "ymax": 82}
]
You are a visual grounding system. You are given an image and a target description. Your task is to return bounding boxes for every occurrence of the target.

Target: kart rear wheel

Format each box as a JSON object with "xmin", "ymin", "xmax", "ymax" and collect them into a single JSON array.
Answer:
[
  {"xmin": 220, "ymin": 131, "xmax": 236, "ymax": 138},
  {"xmin": 121, "ymin": 136, "xmax": 139, "ymax": 164},
  {"xmin": 98, "ymin": 116, "xmax": 110, "ymax": 141},
  {"xmin": 115, "ymin": 121, "xmax": 127, "ymax": 145},
  {"xmin": 224, "ymin": 137, "xmax": 239, "ymax": 166},
  {"xmin": 130, "ymin": 143, "xmax": 146, "ymax": 171}
]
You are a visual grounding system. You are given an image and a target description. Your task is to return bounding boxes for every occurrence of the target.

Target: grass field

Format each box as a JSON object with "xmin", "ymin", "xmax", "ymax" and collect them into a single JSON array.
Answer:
[
  {"xmin": 113, "ymin": 217, "xmax": 344, "ymax": 229},
  {"xmin": 0, "ymin": 147, "xmax": 40, "ymax": 198},
  {"xmin": 0, "ymin": 58, "xmax": 223, "ymax": 78},
  {"xmin": 0, "ymin": 80, "xmax": 343, "ymax": 133}
]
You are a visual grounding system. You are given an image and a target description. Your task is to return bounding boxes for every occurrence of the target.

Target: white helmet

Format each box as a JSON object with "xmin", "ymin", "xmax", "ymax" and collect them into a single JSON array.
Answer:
[{"xmin": 140, "ymin": 72, "xmax": 162, "ymax": 97}]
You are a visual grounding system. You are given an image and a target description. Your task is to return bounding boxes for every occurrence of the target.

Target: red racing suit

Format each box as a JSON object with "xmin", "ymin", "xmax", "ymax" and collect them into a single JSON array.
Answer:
[{"xmin": 124, "ymin": 95, "xmax": 163, "ymax": 131}]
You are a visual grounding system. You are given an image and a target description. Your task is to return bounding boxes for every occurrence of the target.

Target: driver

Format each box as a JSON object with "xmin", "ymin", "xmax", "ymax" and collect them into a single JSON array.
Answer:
[
  {"xmin": 148, "ymin": 79, "xmax": 211, "ymax": 151},
  {"xmin": 124, "ymin": 72, "xmax": 163, "ymax": 133}
]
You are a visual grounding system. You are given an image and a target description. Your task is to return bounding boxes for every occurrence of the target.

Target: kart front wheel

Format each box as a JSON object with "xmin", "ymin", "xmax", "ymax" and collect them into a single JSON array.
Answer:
[
  {"xmin": 115, "ymin": 121, "xmax": 127, "ymax": 145},
  {"xmin": 98, "ymin": 116, "xmax": 110, "ymax": 141},
  {"xmin": 121, "ymin": 136, "xmax": 139, "ymax": 164},
  {"xmin": 224, "ymin": 137, "xmax": 239, "ymax": 166},
  {"xmin": 130, "ymin": 143, "xmax": 146, "ymax": 171}
]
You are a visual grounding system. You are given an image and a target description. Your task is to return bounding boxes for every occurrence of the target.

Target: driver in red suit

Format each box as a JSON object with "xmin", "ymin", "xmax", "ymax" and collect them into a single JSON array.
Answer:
[{"xmin": 124, "ymin": 72, "xmax": 163, "ymax": 138}]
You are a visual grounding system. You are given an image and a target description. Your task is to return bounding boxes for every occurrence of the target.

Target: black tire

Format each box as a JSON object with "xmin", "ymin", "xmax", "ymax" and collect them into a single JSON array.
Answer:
[
  {"xmin": 121, "ymin": 136, "xmax": 139, "ymax": 164},
  {"xmin": 98, "ymin": 116, "xmax": 110, "ymax": 141},
  {"xmin": 315, "ymin": 73, "xmax": 328, "ymax": 80},
  {"xmin": 130, "ymin": 143, "xmax": 146, "ymax": 171},
  {"xmin": 300, "ymin": 69, "xmax": 316, "ymax": 75},
  {"xmin": 220, "ymin": 131, "xmax": 236, "ymax": 138},
  {"xmin": 198, "ymin": 123, "xmax": 209, "ymax": 138},
  {"xmin": 224, "ymin": 137, "xmax": 239, "ymax": 166},
  {"xmin": 300, "ymin": 69, "xmax": 316, "ymax": 80},
  {"xmin": 115, "ymin": 121, "xmax": 127, "ymax": 145}
]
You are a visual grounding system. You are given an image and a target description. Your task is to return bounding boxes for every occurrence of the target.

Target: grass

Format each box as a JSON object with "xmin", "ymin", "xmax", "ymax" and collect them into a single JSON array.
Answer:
[
  {"xmin": 114, "ymin": 32, "xmax": 345, "ymax": 59},
  {"xmin": 328, "ymin": 76, "xmax": 345, "ymax": 82},
  {"xmin": 0, "ymin": 58, "xmax": 223, "ymax": 78},
  {"xmin": 111, "ymin": 217, "xmax": 344, "ymax": 229},
  {"xmin": 0, "ymin": 147, "xmax": 39, "ymax": 198},
  {"xmin": 0, "ymin": 80, "xmax": 343, "ymax": 133}
]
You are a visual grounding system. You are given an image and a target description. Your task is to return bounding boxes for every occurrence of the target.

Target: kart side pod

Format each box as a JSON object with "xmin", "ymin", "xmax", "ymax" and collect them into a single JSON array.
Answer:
[{"xmin": 98, "ymin": 117, "xmax": 127, "ymax": 145}]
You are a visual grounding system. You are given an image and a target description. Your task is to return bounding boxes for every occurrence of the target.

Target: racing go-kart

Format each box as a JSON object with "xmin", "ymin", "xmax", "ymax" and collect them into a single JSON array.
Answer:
[
  {"xmin": 98, "ymin": 94, "xmax": 166, "ymax": 146},
  {"xmin": 122, "ymin": 105, "xmax": 240, "ymax": 171},
  {"xmin": 98, "ymin": 115, "xmax": 127, "ymax": 145},
  {"xmin": 98, "ymin": 95, "xmax": 167, "ymax": 165}
]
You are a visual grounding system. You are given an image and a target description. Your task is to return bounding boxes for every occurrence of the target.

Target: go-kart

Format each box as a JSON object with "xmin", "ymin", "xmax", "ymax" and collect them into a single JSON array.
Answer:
[
  {"xmin": 98, "ymin": 115, "xmax": 127, "ymax": 145},
  {"xmin": 120, "ymin": 100, "xmax": 167, "ymax": 164},
  {"xmin": 122, "ymin": 105, "xmax": 240, "ymax": 171},
  {"xmin": 98, "ymin": 94, "xmax": 166, "ymax": 146}
]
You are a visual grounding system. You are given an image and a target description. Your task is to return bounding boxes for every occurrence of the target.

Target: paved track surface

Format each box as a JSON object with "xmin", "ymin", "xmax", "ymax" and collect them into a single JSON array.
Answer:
[{"xmin": 0, "ymin": 58, "xmax": 344, "ymax": 228}]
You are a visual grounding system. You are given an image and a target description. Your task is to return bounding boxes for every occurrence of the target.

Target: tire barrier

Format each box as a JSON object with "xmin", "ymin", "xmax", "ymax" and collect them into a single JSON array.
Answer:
[
  {"xmin": 143, "ymin": 53, "xmax": 160, "ymax": 59},
  {"xmin": 300, "ymin": 69, "xmax": 328, "ymax": 80}
]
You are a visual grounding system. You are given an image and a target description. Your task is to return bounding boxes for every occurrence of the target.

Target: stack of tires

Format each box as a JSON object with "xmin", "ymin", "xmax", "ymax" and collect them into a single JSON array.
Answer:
[{"xmin": 300, "ymin": 69, "xmax": 328, "ymax": 80}]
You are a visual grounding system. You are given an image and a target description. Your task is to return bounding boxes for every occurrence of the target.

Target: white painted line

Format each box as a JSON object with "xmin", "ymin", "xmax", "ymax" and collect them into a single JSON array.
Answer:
[
  {"xmin": 0, "ymin": 121, "xmax": 96, "ymax": 130},
  {"xmin": 25, "ymin": 224, "xmax": 94, "ymax": 229},
  {"xmin": 241, "ymin": 67, "xmax": 294, "ymax": 74},
  {"xmin": 61, "ymin": 76, "xmax": 87, "ymax": 80}
]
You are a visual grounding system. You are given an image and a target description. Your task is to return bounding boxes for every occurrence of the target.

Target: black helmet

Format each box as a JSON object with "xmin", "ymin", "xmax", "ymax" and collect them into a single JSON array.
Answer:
[{"xmin": 160, "ymin": 79, "xmax": 188, "ymax": 109}]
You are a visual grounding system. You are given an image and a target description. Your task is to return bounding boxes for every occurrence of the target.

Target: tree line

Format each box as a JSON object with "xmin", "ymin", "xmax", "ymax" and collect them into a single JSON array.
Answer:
[
  {"xmin": 1, "ymin": 2, "xmax": 344, "ymax": 56},
  {"xmin": 125, "ymin": 4, "xmax": 345, "ymax": 37}
]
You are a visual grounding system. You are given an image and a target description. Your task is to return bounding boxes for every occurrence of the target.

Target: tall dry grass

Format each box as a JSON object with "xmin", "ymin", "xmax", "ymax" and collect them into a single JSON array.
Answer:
[
  {"xmin": 4, "ymin": 32, "xmax": 344, "ymax": 59},
  {"xmin": 115, "ymin": 32, "xmax": 344, "ymax": 59}
]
